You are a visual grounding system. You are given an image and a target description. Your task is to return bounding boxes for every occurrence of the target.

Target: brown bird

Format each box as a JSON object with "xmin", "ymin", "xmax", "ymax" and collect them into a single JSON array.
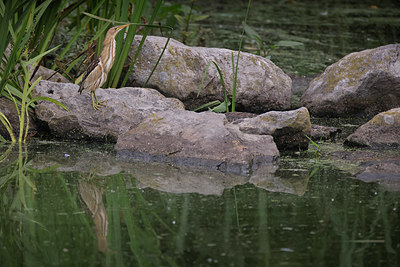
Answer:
[{"xmin": 78, "ymin": 24, "xmax": 130, "ymax": 110}]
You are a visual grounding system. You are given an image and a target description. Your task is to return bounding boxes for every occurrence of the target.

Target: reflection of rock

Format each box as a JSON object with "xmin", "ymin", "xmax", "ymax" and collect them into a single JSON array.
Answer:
[
  {"xmin": 28, "ymin": 143, "xmax": 122, "ymax": 176},
  {"xmin": 128, "ymin": 36, "xmax": 292, "ymax": 113},
  {"xmin": 78, "ymin": 181, "xmax": 108, "ymax": 252},
  {"xmin": 26, "ymin": 143, "xmax": 312, "ymax": 196},
  {"xmin": 300, "ymin": 44, "xmax": 400, "ymax": 117},
  {"xmin": 356, "ymin": 162, "xmax": 400, "ymax": 192},
  {"xmin": 329, "ymin": 149, "xmax": 400, "ymax": 191},
  {"xmin": 250, "ymin": 165, "xmax": 309, "ymax": 196},
  {"xmin": 121, "ymin": 161, "xmax": 248, "ymax": 196}
]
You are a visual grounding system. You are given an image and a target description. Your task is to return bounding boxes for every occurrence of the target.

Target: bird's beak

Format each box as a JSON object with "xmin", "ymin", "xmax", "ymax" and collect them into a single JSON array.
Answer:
[{"xmin": 116, "ymin": 24, "xmax": 130, "ymax": 31}]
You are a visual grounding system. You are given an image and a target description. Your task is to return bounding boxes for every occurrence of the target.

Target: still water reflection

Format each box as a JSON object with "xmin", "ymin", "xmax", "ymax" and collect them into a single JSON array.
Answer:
[{"xmin": 0, "ymin": 142, "xmax": 399, "ymax": 266}]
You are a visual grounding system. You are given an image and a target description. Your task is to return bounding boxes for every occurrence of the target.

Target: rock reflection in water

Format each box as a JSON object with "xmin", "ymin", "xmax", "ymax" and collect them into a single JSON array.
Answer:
[
  {"xmin": 28, "ymin": 143, "xmax": 311, "ymax": 196},
  {"xmin": 250, "ymin": 165, "xmax": 309, "ymax": 196}
]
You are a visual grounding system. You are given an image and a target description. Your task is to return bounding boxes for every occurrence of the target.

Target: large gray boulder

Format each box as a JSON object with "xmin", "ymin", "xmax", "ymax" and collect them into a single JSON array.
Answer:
[
  {"xmin": 115, "ymin": 109, "xmax": 280, "ymax": 175},
  {"xmin": 34, "ymin": 80, "xmax": 184, "ymax": 141},
  {"xmin": 345, "ymin": 108, "xmax": 400, "ymax": 148},
  {"xmin": 300, "ymin": 44, "xmax": 400, "ymax": 117},
  {"xmin": 233, "ymin": 107, "xmax": 311, "ymax": 150},
  {"xmin": 128, "ymin": 36, "xmax": 292, "ymax": 113}
]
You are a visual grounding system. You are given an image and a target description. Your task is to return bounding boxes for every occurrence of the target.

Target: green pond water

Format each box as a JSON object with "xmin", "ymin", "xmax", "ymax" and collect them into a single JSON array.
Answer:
[
  {"xmin": 173, "ymin": 0, "xmax": 400, "ymax": 75},
  {"xmin": 2, "ymin": 0, "xmax": 400, "ymax": 266},
  {"xmin": 1, "ymin": 141, "xmax": 399, "ymax": 266}
]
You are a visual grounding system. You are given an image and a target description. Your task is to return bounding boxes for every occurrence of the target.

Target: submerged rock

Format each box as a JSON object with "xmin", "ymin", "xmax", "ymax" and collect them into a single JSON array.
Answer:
[
  {"xmin": 34, "ymin": 80, "xmax": 184, "ymax": 141},
  {"xmin": 115, "ymin": 109, "xmax": 279, "ymax": 175},
  {"xmin": 356, "ymin": 161, "xmax": 400, "ymax": 192},
  {"xmin": 233, "ymin": 107, "xmax": 311, "ymax": 151},
  {"xmin": 128, "ymin": 36, "xmax": 292, "ymax": 113},
  {"xmin": 329, "ymin": 149, "xmax": 400, "ymax": 192},
  {"xmin": 300, "ymin": 44, "xmax": 400, "ymax": 117},
  {"xmin": 345, "ymin": 108, "xmax": 400, "ymax": 148},
  {"xmin": 311, "ymin": 124, "xmax": 341, "ymax": 141}
]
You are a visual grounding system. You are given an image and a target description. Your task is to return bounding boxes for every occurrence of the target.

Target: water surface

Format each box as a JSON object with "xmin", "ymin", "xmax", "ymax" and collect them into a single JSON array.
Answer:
[
  {"xmin": 170, "ymin": 0, "xmax": 400, "ymax": 75},
  {"xmin": 0, "ymin": 142, "xmax": 399, "ymax": 266}
]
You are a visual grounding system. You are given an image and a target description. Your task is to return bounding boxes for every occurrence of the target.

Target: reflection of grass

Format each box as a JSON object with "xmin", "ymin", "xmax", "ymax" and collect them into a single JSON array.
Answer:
[
  {"xmin": 106, "ymin": 175, "xmax": 176, "ymax": 266},
  {"xmin": 0, "ymin": 146, "xmax": 97, "ymax": 266}
]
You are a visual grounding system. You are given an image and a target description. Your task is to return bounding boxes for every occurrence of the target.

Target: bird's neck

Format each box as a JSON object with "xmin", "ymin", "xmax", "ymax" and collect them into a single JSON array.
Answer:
[{"xmin": 100, "ymin": 39, "xmax": 116, "ymax": 73}]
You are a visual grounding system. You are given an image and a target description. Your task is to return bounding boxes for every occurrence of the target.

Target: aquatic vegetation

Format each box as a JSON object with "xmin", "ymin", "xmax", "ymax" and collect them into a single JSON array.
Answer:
[
  {"xmin": 243, "ymin": 22, "xmax": 304, "ymax": 59},
  {"xmin": 0, "ymin": 50, "xmax": 68, "ymax": 143},
  {"xmin": 173, "ymin": 0, "xmax": 210, "ymax": 45}
]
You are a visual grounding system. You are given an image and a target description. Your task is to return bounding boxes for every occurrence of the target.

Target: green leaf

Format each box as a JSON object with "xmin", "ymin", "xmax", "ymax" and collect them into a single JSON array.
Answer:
[
  {"xmin": 211, "ymin": 61, "xmax": 229, "ymax": 112},
  {"xmin": 197, "ymin": 61, "xmax": 213, "ymax": 97},
  {"xmin": 174, "ymin": 14, "xmax": 185, "ymax": 24},
  {"xmin": 193, "ymin": 15, "xmax": 209, "ymax": 22},
  {"xmin": 275, "ymin": 40, "xmax": 304, "ymax": 47},
  {"xmin": 212, "ymin": 100, "xmax": 231, "ymax": 113},
  {"xmin": 305, "ymin": 134, "xmax": 319, "ymax": 149},
  {"xmin": 28, "ymin": 97, "xmax": 69, "ymax": 112},
  {"xmin": 24, "ymin": 45, "xmax": 60, "ymax": 67},
  {"xmin": 309, "ymin": 167, "xmax": 319, "ymax": 178},
  {"xmin": 193, "ymin": 100, "xmax": 221, "ymax": 112},
  {"xmin": 243, "ymin": 22, "xmax": 263, "ymax": 45}
]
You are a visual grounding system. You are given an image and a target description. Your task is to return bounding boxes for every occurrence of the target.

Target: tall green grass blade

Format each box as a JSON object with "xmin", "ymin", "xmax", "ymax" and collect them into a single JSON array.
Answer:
[
  {"xmin": 197, "ymin": 61, "xmax": 212, "ymax": 97},
  {"xmin": 110, "ymin": 0, "xmax": 146, "ymax": 88},
  {"xmin": 211, "ymin": 61, "xmax": 229, "ymax": 112},
  {"xmin": 24, "ymin": 45, "xmax": 60, "ymax": 68},
  {"xmin": 305, "ymin": 134, "xmax": 319, "ymax": 149},
  {"xmin": 0, "ymin": 143, "xmax": 14, "ymax": 163},
  {"xmin": 27, "ymin": 96, "xmax": 69, "ymax": 112},
  {"xmin": 143, "ymin": 31, "xmax": 173, "ymax": 88},
  {"xmin": 0, "ymin": 0, "xmax": 4, "ymax": 16},
  {"xmin": 3, "ymin": 83, "xmax": 24, "ymax": 107},
  {"xmin": 5, "ymin": 87, "xmax": 21, "ymax": 120},
  {"xmin": 231, "ymin": 52, "xmax": 236, "ymax": 112},
  {"xmin": 0, "ymin": 0, "xmax": 13, "ymax": 71},
  {"xmin": 55, "ymin": 0, "xmax": 106, "ymax": 67},
  {"xmin": 0, "ymin": 2, "xmax": 36, "ymax": 95},
  {"xmin": 232, "ymin": 0, "xmax": 253, "ymax": 112},
  {"xmin": 121, "ymin": 0, "xmax": 164, "ymax": 87},
  {"xmin": 0, "ymin": 111, "xmax": 15, "ymax": 143}
]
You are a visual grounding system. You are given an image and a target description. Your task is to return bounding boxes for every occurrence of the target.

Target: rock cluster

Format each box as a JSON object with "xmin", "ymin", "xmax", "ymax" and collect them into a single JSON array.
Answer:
[{"xmin": 1, "ymin": 36, "xmax": 399, "ymax": 186}]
